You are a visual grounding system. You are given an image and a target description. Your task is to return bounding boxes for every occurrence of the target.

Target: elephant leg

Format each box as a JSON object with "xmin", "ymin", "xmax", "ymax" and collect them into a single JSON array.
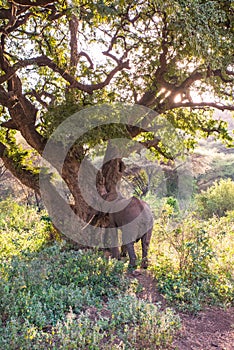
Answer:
[
  {"xmin": 111, "ymin": 246, "xmax": 120, "ymax": 260},
  {"xmin": 125, "ymin": 242, "xmax": 137, "ymax": 268},
  {"xmin": 120, "ymin": 245, "xmax": 128, "ymax": 257},
  {"xmin": 107, "ymin": 227, "xmax": 120, "ymax": 260},
  {"xmin": 140, "ymin": 228, "xmax": 152, "ymax": 269},
  {"xmin": 103, "ymin": 226, "xmax": 120, "ymax": 260}
]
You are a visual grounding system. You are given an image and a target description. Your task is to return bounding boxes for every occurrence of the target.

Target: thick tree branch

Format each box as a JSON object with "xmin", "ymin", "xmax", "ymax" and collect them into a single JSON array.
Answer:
[
  {"xmin": 0, "ymin": 67, "xmax": 21, "ymax": 84},
  {"xmin": 0, "ymin": 141, "xmax": 40, "ymax": 193},
  {"xmin": 0, "ymin": 85, "xmax": 10, "ymax": 106},
  {"xmin": 69, "ymin": 14, "xmax": 79, "ymax": 70},
  {"xmin": 0, "ymin": 45, "xmax": 47, "ymax": 154},
  {"xmin": 1, "ymin": 119, "xmax": 18, "ymax": 129},
  {"xmin": 9, "ymin": 102, "xmax": 46, "ymax": 154},
  {"xmin": 6, "ymin": 12, "xmax": 32, "ymax": 34},
  {"xmin": 0, "ymin": 9, "xmax": 11, "ymax": 20},
  {"xmin": 0, "ymin": 3, "xmax": 32, "ymax": 35},
  {"xmin": 0, "ymin": 80, "xmax": 46, "ymax": 154},
  {"xmin": 2, "ymin": 55, "xmax": 130, "ymax": 93},
  {"xmin": 103, "ymin": 50, "xmax": 121, "ymax": 64},
  {"xmin": 139, "ymin": 138, "xmax": 174, "ymax": 160},
  {"xmin": 177, "ymin": 71, "xmax": 203, "ymax": 90},
  {"xmin": 175, "ymin": 68, "xmax": 233, "ymax": 94}
]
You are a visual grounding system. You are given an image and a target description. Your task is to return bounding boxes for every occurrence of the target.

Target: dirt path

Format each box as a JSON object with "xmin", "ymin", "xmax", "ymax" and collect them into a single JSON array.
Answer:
[
  {"xmin": 129, "ymin": 270, "xmax": 234, "ymax": 350},
  {"xmin": 173, "ymin": 307, "xmax": 234, "ymax": 350}
]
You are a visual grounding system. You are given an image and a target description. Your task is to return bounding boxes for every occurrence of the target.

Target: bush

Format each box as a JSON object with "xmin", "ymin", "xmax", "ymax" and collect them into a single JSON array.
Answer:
[
  {"xmin": 107, "ymin": 296, "xmax": 180, "ymax": 348},
  {"xmin": 150, "ymin": 211, "xmax": 234, "ymax": 312},
  {"xmin": 196, "ymin": 178, "xmax": 234, "ymax": 219},
  {"xmin": 0, "ymin": 244, "xmax": 180, "ymax": 349},
  {"xmin": 0, "ymin": 199, "xmax": 54, "ymax": 258},
  {"xmin": 0, "ymin": 246, "xmax": 127, "ymax": 327}
]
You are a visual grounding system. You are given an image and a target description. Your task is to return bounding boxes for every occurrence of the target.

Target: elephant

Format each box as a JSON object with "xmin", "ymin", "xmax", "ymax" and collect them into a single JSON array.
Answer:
[{"xmin": 100, "ymin": 192, "xmax": 153, "ymax": 269}]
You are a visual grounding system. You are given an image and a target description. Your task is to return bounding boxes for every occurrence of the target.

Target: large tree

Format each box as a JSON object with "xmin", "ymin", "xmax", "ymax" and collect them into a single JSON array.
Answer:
[{"xmin": 0, "ymin": 0, "xmax": 233, "ymax": 230}]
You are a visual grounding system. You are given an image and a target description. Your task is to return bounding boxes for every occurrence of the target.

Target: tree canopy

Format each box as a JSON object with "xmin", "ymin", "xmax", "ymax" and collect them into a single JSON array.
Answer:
[{"xmin": 0, "ymin": 0, "xmax": 233, "ymax": 218}]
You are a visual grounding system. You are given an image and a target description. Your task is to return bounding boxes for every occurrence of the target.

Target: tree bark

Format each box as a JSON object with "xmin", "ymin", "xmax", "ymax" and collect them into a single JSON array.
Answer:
[{"xmin": 102, "ymin": 140, "xmax": 126, "ymax": 194}]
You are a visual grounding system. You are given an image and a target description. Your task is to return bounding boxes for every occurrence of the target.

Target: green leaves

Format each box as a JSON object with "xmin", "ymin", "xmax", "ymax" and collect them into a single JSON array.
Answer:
[
  {"xmin": 0, "ymin": 0, "xmax": 233, "ymax": 196},
  {"xmin": 0, "ymin": 237, "xmax": 180, "ymax": 349},
  {"xmin": 0, "ymin": 200, "xmax": 51, "ymax": 258},
  {"xmin": 196, "ymin": 178, "xmax": 234, "ymax": 219},
  {"xmin": 151, "ymin": 209, "xmax": 234, "ymax": 311}
]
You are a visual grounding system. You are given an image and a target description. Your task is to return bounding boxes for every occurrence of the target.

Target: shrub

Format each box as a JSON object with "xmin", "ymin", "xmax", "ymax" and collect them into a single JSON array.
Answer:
[
  {"xmin": 107, "ymin": 296, "xmax": 180, "ymax": 348},
  {"xmin": 165, "ymin": 197, "xmax": 179, "ymax": 212},
  {"xmin": 0, "ymin": 301, "xmax": 180, "ymax": 350},
  {"xmin": 150, "ymin": 211, "xmax": 234, "ymax": 312},
  {"xmin": 0, "ymin": 244, "xmax": 180, "ymax": 349},
  {"xmin": 195, "ymin": 178, "xmax": 234, "ymax": 219},
  {"xmin": 0, "ymin": 246, "xmax": 128, "ymax": 327},
  {"xmin": 0, "ymin": 199, "xmax": 54, "ymax": 258}
]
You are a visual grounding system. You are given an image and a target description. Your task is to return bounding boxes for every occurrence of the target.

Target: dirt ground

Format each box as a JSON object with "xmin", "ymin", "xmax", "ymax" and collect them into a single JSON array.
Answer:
[{"xmin": 130, "ymin": 270, "xmax": 234, "ymax": 350}]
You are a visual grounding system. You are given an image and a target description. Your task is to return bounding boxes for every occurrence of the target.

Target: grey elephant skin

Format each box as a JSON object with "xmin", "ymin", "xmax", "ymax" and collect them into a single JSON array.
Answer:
[{"xmin": 101, "ymin": 193, "xmax": 153, "ymax": 269}]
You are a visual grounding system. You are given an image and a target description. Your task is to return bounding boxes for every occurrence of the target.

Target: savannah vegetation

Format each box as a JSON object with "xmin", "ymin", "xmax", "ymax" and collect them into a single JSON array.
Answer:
[
  {"xmin": 0, "ymin": 0, "xmax": 233, "ymax": 218},
  {"xmin": 0, "ymin": 179, "xmax": 234, "ymax": 348},
  {"xmin": 0, "ymin": 0, "xmax": 234, "ymax": 348}
]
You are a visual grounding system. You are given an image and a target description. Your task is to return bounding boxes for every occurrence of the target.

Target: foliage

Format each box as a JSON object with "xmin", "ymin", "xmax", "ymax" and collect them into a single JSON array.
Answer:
[
  {"xmin": 149, "ymin": 207, "xmax": 234, "ymax": 312},
  {"xmin": 107, "ymin": 296, "xmax": 180, "ymax": 349},
  {"xmin": 196, "ymin": 147, "xmax": 234, "ymax": 191},
  {"xmin": 0, "ymin": 242, "xmax": 180, "ymax": 349},
  {"xmin": 0, "ymin": 0, "xmax": 233, "ymax": 198},
  {"xmin": 196, "ymin": 178, "xmax": 234, "ymax": 218},
  {"xmin": 166, "ymin": 109, "xmax": 232, "ymax": 147},
  {"xmin": 165, "ymin": 196, "xmax": 180, "ymax": 213},
  {"xmin": 40, "ymin": 92, "xmax": 84, "ymax": 138},
  {"xmin": 124, "ymin": 167, "xmax": 149, "ymax": 198},
  {"xmin": 0, "ymin": 246, "xmax": 126, "ymax": 328},
  {"xmin": 0, "ymin": 199, "xmax": 53, "ymax": 258},
  {"xmin": 0, "ymin": 129, "xmax": 36, "ymax": 173}
]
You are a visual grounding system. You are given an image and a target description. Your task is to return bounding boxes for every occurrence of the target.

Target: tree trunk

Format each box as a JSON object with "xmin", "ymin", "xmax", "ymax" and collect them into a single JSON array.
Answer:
[{"xmin": 101, "ymin": 140, "xmax": 126, "ymax": 194}]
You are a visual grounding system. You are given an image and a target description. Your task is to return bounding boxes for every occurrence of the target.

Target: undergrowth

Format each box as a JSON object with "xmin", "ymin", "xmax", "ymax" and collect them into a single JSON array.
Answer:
[
  {"xmin": 2, "ymin": 187, "xmax": 233, "ymax": 348},
  {"xmin": 0, "ymin": 199, "xmax": 53, "ymax": 258},
  {"xmin": 0, "ymin": 246, "xmax": 180, "ymax": 349},
  {"xmin": 0, "ymin": 200, "xmax": 180, "ymax": 349},
  {"xmin": 149, "ymin": 203, "xmax": 234, "ymax": 312}
]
